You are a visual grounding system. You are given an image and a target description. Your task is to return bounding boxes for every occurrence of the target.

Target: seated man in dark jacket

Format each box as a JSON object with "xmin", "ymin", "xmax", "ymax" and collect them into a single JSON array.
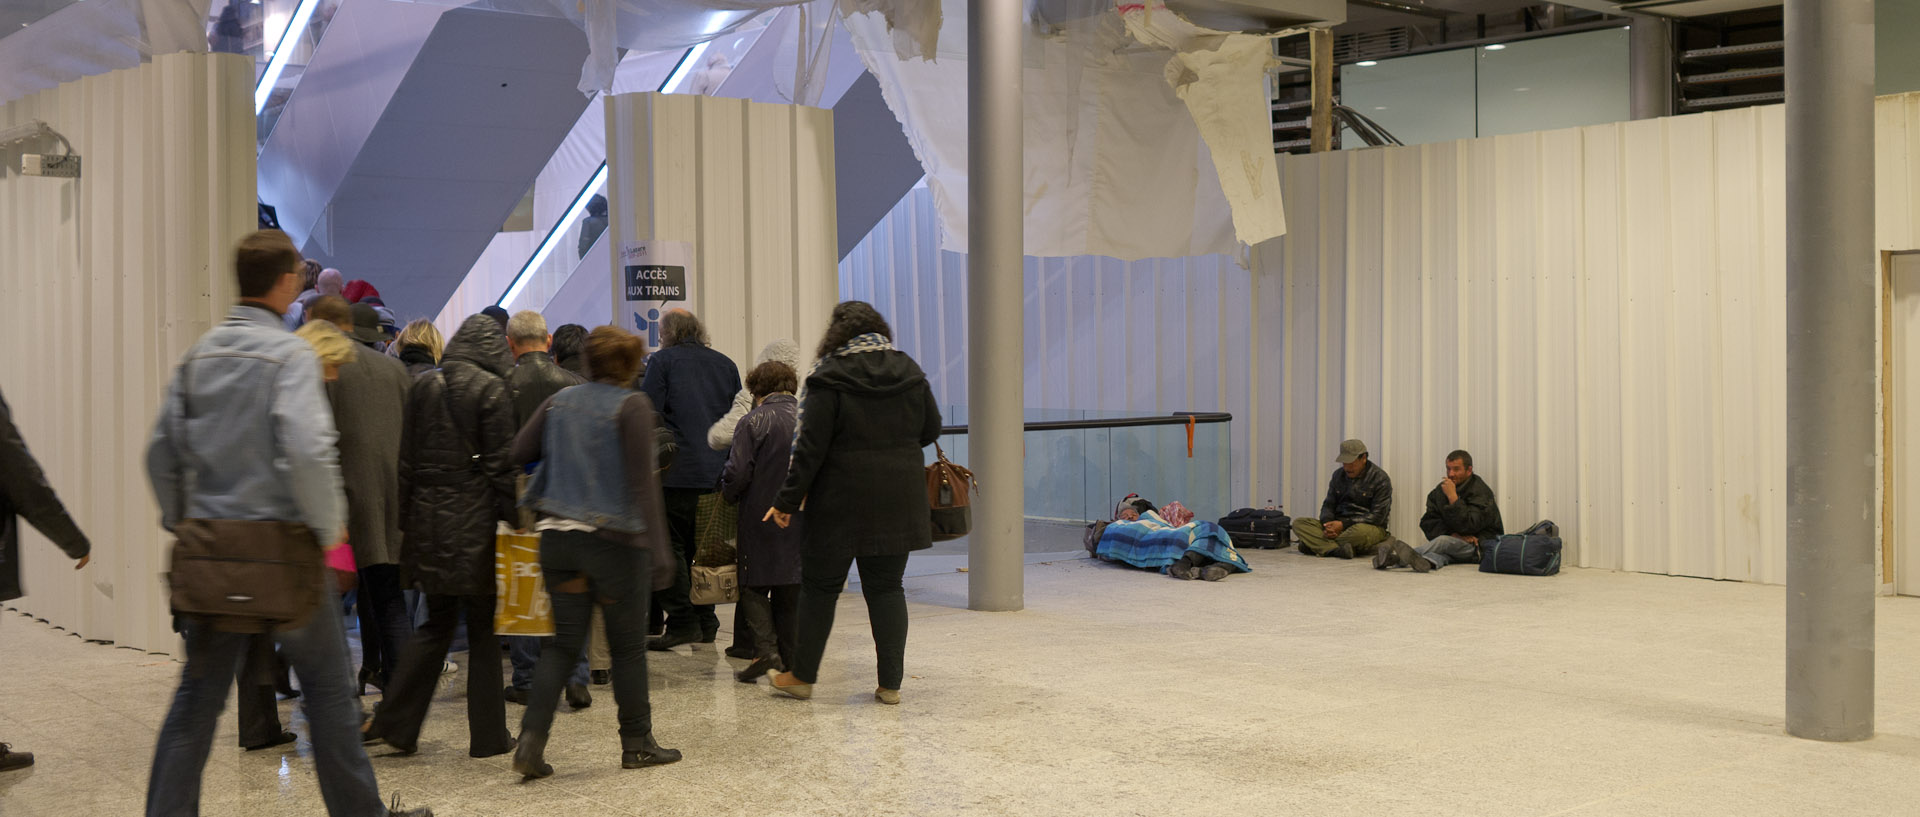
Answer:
[
  {"xmin": 503, "ymin": 310, "xmax": 594, "ymax": 706},
  {"xmin": 1292, "ymin": 439, "xmax": 1392, "ymax": 559},
  {"xmin": 1377, "ymin": 449, "xmax": 1504, "ymax": 573}
]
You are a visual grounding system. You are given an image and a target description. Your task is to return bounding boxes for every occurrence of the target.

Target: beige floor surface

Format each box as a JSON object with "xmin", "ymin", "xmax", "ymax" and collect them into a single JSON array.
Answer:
[{"xmin": 4, "ymin": 547, "xmax": 1920, "ymax": 816}]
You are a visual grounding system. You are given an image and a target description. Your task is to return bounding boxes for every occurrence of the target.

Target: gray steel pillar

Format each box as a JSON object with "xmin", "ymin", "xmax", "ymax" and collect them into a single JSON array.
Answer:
[
  {"xmin": 1785, "ymin": 0, "xmax": 1876, "ymax": 743},
  {"xmin": 966, "ymin": 0, "xmax": 1024, "ymax": 612},
  {"xmin": 1628, "ymin": 14, "xmax": 1672, "ymax": 120}
]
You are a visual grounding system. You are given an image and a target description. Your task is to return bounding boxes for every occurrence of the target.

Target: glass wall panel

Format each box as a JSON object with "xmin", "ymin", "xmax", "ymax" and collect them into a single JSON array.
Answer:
[
  {"xmin": 1476, "ymin": 28, "xmax": 1630, "ymax": 138},
  {"xmin": 1340, "ymin": 28, "xmax": 1630, "ymax": 149},
  {"xmin": 1340, "ymin": 49, "xmax": 1477, "ymax": 147}
]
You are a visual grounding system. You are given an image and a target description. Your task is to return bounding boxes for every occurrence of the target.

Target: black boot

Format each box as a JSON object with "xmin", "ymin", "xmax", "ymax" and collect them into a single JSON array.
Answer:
[
  {"xmin": 621, "ymin": 734, "xmax": 683, "ymax": 768},
  {"xmin": 0, "ymin": 744, "xmax": 35, "ymax": 772},
  {"xmin": 647, "ymin": 632, "xmax": 697, "ymax": 651},
  {"xmin": 736, "ymin": 655, "xmax": 783, "ymax": 683},
  {"xmin": 566, "ymin": 683, "xmax": 593, "ymax": 709},
  {"xmin": 512, "ymin": 731, "xmax": 553, "ymax": 780}
]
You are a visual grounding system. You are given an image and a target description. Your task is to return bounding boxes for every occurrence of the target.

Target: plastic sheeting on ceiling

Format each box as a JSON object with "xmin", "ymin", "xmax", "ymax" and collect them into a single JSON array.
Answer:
[
  {"xmin": 0, "ymin": 0, "xmax": 214, "ymax": 105},
  {"xmin": 841, "ymin": 0, "xmax": 1290, "ymax": 259}
]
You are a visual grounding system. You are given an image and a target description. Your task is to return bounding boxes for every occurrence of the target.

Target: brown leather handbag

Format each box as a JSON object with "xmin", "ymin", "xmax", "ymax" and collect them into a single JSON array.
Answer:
[
  {"xmin": 164, "ymin": 355, "xmax": 325, "ymax": 633},
  {"xmin": 926, "ymin": 442, "xmax": 974, "ymax": 542}
]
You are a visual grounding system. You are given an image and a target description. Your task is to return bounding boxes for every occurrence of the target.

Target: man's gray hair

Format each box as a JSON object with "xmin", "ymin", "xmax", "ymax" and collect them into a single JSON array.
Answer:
[
  {"xmin": 659, "ymin": 309, "xmax": 710, "ymax": 347},
  {"xmin": 507, "ymin": 310, "xmax": 549, "ymax": 344}
]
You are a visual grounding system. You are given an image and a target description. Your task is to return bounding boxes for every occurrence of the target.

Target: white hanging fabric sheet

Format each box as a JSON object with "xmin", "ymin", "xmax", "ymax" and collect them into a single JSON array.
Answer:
[{"xmin": 839, "ymin": 0, "xmax": 1284, "ymax": 259}]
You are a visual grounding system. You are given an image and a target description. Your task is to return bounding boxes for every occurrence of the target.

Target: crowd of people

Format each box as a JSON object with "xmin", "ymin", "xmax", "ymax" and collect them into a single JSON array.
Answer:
[
  {"xmin": 0, "ymin": 228, "xmax": 1521, "ymax": 815},
  {"xmin": 0, "ymin": 230, "xmax": 948, "ymax": 815}
]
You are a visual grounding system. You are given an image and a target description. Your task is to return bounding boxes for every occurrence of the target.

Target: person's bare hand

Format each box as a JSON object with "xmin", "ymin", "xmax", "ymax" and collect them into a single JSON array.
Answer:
[
  {"xmin": 1323, "ymin": 520, "xmax": 1345, "ymax": 538},
  {"xmin": 1440, "ymin": 479, "xmax": 1458, "ymax": 503},
  {"xmin": 1462, "ymin": 535, "xmax": 1478, "ymax": 545},
  {"xmin": 74, "ymin": 555, "xmax": 90, "ymax": 570},
  {"xmin": 764, "ymin": 508, "xmax": 792, "ymax": 529}
]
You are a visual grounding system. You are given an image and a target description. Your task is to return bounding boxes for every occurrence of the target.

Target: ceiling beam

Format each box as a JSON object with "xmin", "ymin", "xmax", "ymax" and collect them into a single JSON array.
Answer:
[{"xmin": 1348, "ymin": 0, "xmax": 1455, "ymax": 20}]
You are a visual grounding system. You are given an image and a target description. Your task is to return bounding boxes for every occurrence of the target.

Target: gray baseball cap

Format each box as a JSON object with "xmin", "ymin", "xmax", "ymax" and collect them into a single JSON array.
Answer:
[{"xmin": 1336, "ymin": 439, "xmax": 1368, "ymax": 464}]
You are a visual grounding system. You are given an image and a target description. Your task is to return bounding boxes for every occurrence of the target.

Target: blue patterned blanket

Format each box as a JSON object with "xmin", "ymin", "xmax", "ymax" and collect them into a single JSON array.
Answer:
[{"xmin": 1094, "ymin": 512, "xmax": 1251, "ymax": 573}]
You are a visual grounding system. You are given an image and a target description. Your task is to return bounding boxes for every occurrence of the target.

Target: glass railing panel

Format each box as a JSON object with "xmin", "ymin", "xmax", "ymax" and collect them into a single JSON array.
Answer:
[{"xmin": 928, "ymin": 410, "xmax": 1232, "ymax": 526}]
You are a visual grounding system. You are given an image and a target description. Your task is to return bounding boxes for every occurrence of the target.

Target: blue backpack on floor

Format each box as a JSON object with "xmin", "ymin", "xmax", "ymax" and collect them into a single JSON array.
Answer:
[{"xmin": 1478, "ymin": 520, "xmax": 1562, "ymax": 576}]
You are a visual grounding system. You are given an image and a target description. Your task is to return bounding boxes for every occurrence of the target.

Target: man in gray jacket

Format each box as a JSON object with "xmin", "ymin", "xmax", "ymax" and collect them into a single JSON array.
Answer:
[{"xmin": 143, "ymin": 230, "xmax": 429, "ymax": 817}]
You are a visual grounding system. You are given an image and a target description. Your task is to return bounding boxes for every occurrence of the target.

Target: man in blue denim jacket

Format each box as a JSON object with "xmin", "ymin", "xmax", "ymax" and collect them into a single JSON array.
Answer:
[{"xmin": 142, "ymin": 230, "xmax": 430, "ymax": 817}]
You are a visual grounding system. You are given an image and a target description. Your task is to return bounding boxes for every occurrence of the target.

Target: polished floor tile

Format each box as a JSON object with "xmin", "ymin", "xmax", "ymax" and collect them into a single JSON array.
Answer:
[{"xmin": 5, "ymin": 549, "xmax": 1920, "ymax": 816}]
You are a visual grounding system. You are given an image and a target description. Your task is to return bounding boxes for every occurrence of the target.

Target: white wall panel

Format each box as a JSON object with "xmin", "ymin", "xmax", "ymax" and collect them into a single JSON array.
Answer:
[
  {"xmin": 844, "ymin": 94, "xmax": 1920, "ymax": 584},
  {"xmin": 605, "ymin": 93, "xmax": 837, "ymax": 371},
  {"xmin": 1, "ymin": 53, "xmax": 254, "ymax": 651}
]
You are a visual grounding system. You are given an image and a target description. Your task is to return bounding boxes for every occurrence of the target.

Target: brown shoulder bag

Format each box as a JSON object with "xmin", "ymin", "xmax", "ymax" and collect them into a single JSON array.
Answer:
[
  {"xmin": 165, "ymin": 351, "xmax": 326, "ymax": 633},
  {"xmin": 927, "ymin": 442, "xmax": 975, "ymax": 542}
]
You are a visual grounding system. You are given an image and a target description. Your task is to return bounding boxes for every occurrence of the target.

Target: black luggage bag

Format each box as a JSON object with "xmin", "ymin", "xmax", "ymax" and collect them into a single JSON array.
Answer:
[{"xmin": 1219, "ymin": 508, "xmax": 1290, "ymax": 549}]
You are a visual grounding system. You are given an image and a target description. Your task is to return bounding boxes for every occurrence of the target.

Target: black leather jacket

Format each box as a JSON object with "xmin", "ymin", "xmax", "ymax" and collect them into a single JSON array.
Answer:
[
  {"xmin": 1, "ymin": 389, "xmax": 90, "ymax": 602},
  {"xmin": 399, "ymin": 315, "xmax": 518, "ymax": 596},
  {"xmin": 507, "ymin": 350, "xmax": 584, "ymax": 430},
  {"xmin": 1317, "ymin": 459, "xmax": 1394, "ymax": 530}
]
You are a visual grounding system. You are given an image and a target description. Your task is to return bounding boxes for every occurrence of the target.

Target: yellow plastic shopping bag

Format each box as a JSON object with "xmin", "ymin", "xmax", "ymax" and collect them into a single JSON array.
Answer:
[{"xmin": 494, "ymin": 525, "xmax": 554, "ymax": 637}]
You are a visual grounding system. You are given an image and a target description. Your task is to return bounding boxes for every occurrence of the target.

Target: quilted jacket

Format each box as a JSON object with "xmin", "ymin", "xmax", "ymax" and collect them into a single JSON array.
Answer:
[{"xmin": 399, "ymin": 315, "xmax": 518, "ymax": 596}]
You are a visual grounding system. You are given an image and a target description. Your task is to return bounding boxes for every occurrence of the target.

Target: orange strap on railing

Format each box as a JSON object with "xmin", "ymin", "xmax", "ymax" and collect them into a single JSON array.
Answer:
[{"xmin": 1185, "ymin": 416, "xmax": 1195, "ymax": 458}]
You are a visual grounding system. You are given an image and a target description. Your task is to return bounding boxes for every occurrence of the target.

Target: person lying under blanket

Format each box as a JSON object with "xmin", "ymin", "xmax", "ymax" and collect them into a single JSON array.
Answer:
[{"xmin": 1093, "ymin": 509, "xmax": 1250, "ymax": 581}]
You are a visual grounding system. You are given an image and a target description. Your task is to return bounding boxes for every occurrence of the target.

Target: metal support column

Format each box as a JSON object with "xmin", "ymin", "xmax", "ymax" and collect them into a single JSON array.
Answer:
[
  {"xmin": 966, "ymin": 0, "xmax": 1024, "ymax": 612},
  {"xmin": 1785, "ymin": 0, "xmax": 1876, "ymax": 743},
  {"xmin": 1309, "ymin": 28, "xmax": 1334, "ymax": 152},
  {"xmin": 1628, "ymin": 14, "xmax": 1672, "ymax": 120}
]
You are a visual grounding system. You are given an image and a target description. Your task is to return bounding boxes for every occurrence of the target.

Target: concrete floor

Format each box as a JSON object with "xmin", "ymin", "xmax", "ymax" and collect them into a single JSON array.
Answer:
[{"xmin": 5, "ymin": 548, "xmax": 1920, "ymax": 816}]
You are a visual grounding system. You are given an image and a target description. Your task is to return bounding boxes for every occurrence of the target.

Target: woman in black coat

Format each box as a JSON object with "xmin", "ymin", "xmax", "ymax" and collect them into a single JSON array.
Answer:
[
  {"xmin": 765, "ymin": 302, "xmax": 942, "ymax": 705},
  {"xmin": 366, "ymin": 314, "xmax": 519, "ymax": 758}
]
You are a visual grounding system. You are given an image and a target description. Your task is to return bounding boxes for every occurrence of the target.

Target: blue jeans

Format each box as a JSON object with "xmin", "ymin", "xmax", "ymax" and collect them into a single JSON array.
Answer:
[
  {"xmin": 147, "ymin": 586, "xmax": 384, "ymax": 816},
  {"xmin": 1418, "ymin": 535, "xmax": 1481, "ymax": 569},
  {"xmin": 509, "ymin": 635, "xmax": 588, "ymax": 690}
]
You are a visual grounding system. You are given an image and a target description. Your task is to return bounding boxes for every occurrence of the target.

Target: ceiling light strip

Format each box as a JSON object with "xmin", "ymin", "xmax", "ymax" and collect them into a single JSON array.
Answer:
[{"xmin": 255, "ymin": 0, "xmax": 325, "ymax": 113}]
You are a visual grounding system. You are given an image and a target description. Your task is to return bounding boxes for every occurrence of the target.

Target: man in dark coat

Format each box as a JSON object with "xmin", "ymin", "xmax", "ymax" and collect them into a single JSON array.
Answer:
[
  {"xmin": 1377, "ymin": 449, "xmax": 1505, "ymax": 573},
  {"xmin": 503, "ymin": 310, "xmax": 595, "ymax": 707},
  {"xmin": 311, "ymin": 300, "xmax": 414, "ymax": 692},
  {"xmin": 0, "ymin": 386, "xmax": 91, "ymax": 773},
  {"xmin": 640, "ymin": 310, "xmax": 742, "ymax": 651},
  {"xmin": 366, "ymin": 314, "xmax": 519, "ymax": 758},
  {"xmin": 506, "ymin": 311, "xmax": 585, "ymax": 428},
  {"xmin": 1292, "ymin": 439, "xmax": 1394, "ymax": 559}
]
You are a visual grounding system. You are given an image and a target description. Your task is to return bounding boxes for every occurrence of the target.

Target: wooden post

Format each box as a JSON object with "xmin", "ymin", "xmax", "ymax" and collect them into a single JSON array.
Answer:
[{"xmin": 1310, "ymin": 27, "xmax": 1334, "ymax": 153}]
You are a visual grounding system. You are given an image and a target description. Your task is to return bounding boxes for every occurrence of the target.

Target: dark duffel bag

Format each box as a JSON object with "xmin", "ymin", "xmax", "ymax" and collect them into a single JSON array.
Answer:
[
  {"xmin": 1218, "ymin": 508, "xmax": 1290, "ymax": 535},
  {"xmin": 1478, "ymin": 521, "xmax": 1563, "ymax": 576}
]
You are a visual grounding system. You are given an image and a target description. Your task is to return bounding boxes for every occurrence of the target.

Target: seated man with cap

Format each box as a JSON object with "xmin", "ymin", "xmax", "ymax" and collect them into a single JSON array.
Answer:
[{"xmin": 1292, "ymin": 439, "xmax": 1393, "ymax": 559}]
